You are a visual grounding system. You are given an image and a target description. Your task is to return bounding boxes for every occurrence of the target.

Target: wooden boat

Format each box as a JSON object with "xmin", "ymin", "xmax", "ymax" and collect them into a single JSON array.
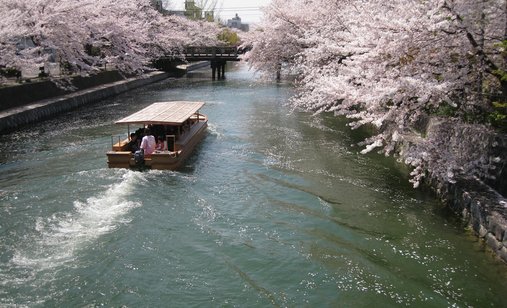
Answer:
[{"xmin": 107, "ymin": 101, "xmax": 207, "ymax": 170}]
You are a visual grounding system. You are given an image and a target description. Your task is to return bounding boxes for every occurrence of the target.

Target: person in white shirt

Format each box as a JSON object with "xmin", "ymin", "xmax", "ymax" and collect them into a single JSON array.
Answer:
[{"xmin": 140, "ymin": 128, "xmax": 156, "ymax": 157}]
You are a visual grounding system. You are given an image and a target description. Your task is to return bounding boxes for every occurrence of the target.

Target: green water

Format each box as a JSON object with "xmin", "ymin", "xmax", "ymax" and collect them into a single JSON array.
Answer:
[{"xmin": 0, "ymin": 63, "xmax": 506, "ymax": 307}]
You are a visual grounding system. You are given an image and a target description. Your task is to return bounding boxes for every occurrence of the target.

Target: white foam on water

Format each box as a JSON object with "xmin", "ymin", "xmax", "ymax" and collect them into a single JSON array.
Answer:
[
  {"xmin": 10, "ymin": 170, "xmax": 143, "ymax": 275},
  {"xmin": 204, "ymin": 100, "xmax": 225, "ymax": 106},
  {"xmin": 207, "ymin": 123, "xmax": 224, "ymax": 140}
]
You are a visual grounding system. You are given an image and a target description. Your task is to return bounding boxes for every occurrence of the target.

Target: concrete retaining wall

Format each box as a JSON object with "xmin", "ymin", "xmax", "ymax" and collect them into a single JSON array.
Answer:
[{"xmin": 0, "ymin": 71, "xmax": 169, "ymax": 133}]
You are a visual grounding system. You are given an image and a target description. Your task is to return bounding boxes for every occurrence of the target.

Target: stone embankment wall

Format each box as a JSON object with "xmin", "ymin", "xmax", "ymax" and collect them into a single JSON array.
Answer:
[
  {"xmin": 0, "ymin": 62, "xmax": 209, "ymax": 134},
  {"xmin": 0, "ymin": 70, "xmax": 125, "ymax": 111},
  {"xmin": 0, "ymin": 71, "xmax": 169, "ymax": 133},
  {"xmin": 417, "ymin": 118, "xmax": 507, "ymax": 264},
  {"xmin": 440, "ymin": 177, "xmax": 507, "ymax": 263}
]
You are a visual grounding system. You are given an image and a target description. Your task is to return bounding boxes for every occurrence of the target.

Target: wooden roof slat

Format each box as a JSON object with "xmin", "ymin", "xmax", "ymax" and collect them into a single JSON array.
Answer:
[{"xmin": 115, "ymin": 101, "xmax": 205, "ymax": 125}]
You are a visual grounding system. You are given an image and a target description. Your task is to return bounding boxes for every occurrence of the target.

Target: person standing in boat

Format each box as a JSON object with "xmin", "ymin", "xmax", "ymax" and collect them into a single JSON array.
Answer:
[{"xmin": 140, "ymin": 128, "xmax": 156, "ymax": 157}]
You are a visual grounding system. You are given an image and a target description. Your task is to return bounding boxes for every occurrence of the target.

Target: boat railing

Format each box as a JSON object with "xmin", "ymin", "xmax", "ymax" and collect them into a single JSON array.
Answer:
[
  {"xmin": 191, "ymin": 112, "xmax": 207, "ymax": 123},
  {"xmin": 177, "ymin": 120, "xmax": 207, "ymax": 146},
  {"xmin": 111, "ymin": 135, "xmax": 128, "ymax": 151}
]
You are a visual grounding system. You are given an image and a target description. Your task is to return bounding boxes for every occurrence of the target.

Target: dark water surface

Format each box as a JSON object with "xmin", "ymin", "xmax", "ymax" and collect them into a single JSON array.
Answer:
[{"xmin": 0, "ymin": 63, "xmax": 506, "ymax": 307}]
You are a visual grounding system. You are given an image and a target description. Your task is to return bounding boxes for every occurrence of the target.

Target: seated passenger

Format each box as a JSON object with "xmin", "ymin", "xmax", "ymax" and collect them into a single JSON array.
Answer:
[
  {"xmin": 140, "ymin": 128, "xmax": 156, "ymax": 156},
  {"xmin": 126, "ymin": 133, "xmax": 139, "ymax": 153},
  {"xmin": 155, "ymin": 136, "xmax": 167, "ymax": 151}
]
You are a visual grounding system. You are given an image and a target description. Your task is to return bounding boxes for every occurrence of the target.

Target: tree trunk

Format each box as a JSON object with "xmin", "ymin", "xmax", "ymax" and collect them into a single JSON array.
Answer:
[
  {"xmin": 478, "ymin": 4, "xmax": 486, "ymax": 106},
  {"xmin": 503, "ymin": 0, "xmax": 507, "ymax": 102}
]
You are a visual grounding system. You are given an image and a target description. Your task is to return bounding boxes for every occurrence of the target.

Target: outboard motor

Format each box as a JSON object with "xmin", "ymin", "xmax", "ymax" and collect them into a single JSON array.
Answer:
[{"xmin": 134, "ymin": 149, "xmax": 144, "ymax": 166}]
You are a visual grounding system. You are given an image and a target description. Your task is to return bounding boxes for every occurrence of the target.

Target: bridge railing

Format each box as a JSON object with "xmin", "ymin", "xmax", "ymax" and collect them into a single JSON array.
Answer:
[{"xmin": 183, "ymin": 46, "xmax": 239, "ymax": 60}]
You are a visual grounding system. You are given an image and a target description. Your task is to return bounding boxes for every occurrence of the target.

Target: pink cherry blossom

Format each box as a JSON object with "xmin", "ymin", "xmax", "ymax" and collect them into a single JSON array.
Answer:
[
  {"xmin": 245, "ymin": 0, "xmax": 505, "ymax": 187},
  {"xmin": 0, "ymin": 0, "xmax": 222, "ymax": 78}
]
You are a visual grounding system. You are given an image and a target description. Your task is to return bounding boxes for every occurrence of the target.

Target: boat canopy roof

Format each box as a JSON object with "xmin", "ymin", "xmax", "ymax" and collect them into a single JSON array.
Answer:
[{"xmin": 116, "ymin": 101, "xmax": 205, "ymax": 125}]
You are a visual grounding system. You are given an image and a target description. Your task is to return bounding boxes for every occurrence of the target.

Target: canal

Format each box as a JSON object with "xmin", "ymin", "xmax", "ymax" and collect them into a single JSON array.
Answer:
[{"xmin": 0, "ymin": 63, "xmax": 506, "ymax": 307}]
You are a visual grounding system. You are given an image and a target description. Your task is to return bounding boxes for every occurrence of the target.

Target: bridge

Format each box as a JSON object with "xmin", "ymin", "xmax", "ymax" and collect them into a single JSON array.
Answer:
[
  {"xmin": 182, "ymin": 46, "xmax": 241, "ymax": 62},
  {"xmin": 155, "ymin": 46, "xmax": 243, "ymax": 79},
  {"xmin": 183, "ymin": 46, "xmax": 242, "ymax": 79}
]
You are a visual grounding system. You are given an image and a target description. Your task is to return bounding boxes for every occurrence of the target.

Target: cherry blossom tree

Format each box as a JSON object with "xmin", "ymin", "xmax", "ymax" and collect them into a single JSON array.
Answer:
[
  {"xmin": 0, "ymin": 0, "xmax": 222, "ymax": 80},
  {"xmin": 242, "ymin": 0, "xmax": 311, "ymax": 76},
  {"xmin": 245, "ymin": 0, "xmax": 506, "ymax": 188}
]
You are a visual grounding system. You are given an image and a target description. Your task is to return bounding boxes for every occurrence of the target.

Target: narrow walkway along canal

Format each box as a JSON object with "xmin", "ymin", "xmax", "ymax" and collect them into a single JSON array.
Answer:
[{"xmin": 0, "ymin": 63, "xmax": 506, "ymax": 307}]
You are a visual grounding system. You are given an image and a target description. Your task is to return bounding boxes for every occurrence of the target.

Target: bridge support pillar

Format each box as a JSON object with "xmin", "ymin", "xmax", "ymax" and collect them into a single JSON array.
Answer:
[
  {"xmin": 220, "ymin": 63, "xmax": 226, "ymax": 79},
  {"xmin": 211, "ymin": 60, "xmax": 227, "ymax": 80}
]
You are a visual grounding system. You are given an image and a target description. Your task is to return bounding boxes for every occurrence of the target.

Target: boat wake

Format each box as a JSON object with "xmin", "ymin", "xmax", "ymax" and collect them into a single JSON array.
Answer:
[
  {"xmin": 207, "ymin": 123, "xmax": 224, "ymax": 140},
  {"xmin": 2, "ymin": 170, "xmax": 142, "ymax": 296}
]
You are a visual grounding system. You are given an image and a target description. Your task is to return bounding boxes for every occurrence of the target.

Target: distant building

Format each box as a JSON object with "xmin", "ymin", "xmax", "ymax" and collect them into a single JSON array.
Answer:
[
  {"xmin": 184, "ymin": 0, "xmax": 202, "ymax": 20},
  {"xmin": 167, "ymin": 1, "xmax": 214, "ymax": 21},
  {"xmin": 227, "ymin": 14, "xmax": 241, "ymax": 28},
  {"xmin": 227, "ymin": 14, "xmax": 249, "ymax": 32}
]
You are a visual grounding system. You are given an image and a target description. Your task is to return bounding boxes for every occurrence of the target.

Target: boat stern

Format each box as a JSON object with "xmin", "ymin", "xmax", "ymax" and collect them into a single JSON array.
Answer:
[{"xmin": 107, "ymin": 151, "xmax": 132, "ymax": 168}]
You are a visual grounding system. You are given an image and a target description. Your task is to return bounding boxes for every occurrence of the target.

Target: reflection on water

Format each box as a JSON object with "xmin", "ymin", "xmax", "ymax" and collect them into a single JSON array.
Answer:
[{"xmin": 0, "ymin": 63, "xmax": 506, "ymax": 307}]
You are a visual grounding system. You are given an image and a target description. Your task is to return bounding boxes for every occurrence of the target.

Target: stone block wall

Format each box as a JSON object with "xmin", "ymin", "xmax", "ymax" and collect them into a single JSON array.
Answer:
[
  {"xmin": 403, "ymin": 116, "xmax": 507, "ymax": 263},
  {"xmin": 444, "ymin": 177, "xmax": 507, "ymax": 263}
]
